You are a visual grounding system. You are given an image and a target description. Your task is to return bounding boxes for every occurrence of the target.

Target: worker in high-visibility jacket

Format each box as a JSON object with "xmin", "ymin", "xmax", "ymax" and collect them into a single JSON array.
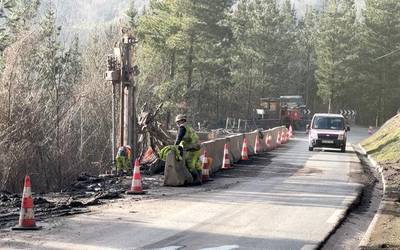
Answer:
[
  {"xmin": 174, "ymin": 114, "xmax": 202, "ymax": 184},
  {"xmin": 115, "ymin": 146, "xmax": 132, "ymax": 174}
]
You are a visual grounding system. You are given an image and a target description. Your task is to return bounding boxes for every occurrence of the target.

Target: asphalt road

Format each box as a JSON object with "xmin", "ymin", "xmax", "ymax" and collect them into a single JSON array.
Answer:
[{"xmin": 0, "ymin": 127, "xmax": 369, "ymax": 250}]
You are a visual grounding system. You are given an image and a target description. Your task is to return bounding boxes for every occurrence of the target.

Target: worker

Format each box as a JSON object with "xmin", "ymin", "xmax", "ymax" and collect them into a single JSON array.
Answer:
[
  {"xmin": 174, "ymin": 114, "xmax": 202, "ymax": 184},
  {"xmin": 115, "ymin": 146, "xmax": 132, "ymax": 175}
]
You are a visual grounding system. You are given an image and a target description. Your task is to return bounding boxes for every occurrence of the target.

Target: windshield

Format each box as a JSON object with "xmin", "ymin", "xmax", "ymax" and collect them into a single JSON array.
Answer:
[
  {"xmin": 312, "ymin": 116, "xmax": 345, "ymax": 130},
  {"xmin": 280, "ymin": 97, "xmax": 304, "ymax": 109}
]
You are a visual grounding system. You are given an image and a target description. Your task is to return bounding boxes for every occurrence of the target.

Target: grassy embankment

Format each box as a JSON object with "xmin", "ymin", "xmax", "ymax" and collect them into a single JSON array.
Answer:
[
  {"xmin": 361, "ymin": 114, "xmax": 400, "ymax": 249},
  {"xmin": 362, "ymin": 114, "xmax": 400, "ymax": 164}
]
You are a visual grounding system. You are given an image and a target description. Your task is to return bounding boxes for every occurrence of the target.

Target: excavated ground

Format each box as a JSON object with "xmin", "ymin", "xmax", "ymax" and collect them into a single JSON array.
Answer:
[{"xmin": 0, "ymin": 173, "xmax": 164, "ymax": 229}]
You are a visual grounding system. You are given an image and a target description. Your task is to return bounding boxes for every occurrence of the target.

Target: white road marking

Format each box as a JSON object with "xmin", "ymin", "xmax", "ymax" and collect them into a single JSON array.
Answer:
[
  {"xmin": 300, "ymin": 244, "xmax": 317, "ymax": 250},
  {"xmin": 154, "ymin": 247, "xmax": 184, "ymax": 250},
  {"xmin": 326, "ymin": 209, "xmax": 344, "ymax": 224},
  {"xmin": 198, "ymin": 245, "xmax": 240, "ymax": 250}
]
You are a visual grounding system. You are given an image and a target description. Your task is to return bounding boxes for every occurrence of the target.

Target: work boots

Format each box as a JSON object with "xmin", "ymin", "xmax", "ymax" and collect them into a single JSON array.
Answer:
[{"xmin": 190, "ymin": 169, "xmax": 202, "ymax": 186}]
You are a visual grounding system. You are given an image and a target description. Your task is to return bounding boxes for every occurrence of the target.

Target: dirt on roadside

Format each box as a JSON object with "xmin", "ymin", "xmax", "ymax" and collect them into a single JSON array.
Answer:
[
  {"xmin": 360, "ymin": 114, "xmax": 400, "ymax": 249},
  {"xmin": 0, "ymin": 173, "xmax": 164, "ymax": 229},
  {"xmin": 362, "ymin": 162, "xmax": 400, "ymax": 250}
]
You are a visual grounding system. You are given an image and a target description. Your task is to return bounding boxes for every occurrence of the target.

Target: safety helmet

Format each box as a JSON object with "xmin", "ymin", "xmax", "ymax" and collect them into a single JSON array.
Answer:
[{"xmin": 175, "ymin": 114, "xmax": 187, "ymax": 123}]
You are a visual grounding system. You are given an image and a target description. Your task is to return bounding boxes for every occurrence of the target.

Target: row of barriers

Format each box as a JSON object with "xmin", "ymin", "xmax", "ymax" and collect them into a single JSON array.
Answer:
[
  {"xmin": 12, "ymin": 125, "xmax": 291, "ymax": 230},
  {"xmin": 201, "ymin": 126, "xmax": 289, "ymax": 174}
]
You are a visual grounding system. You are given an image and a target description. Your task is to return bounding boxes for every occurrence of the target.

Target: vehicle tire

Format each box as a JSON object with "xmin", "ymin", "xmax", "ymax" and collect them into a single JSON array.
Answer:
[
  {"xmin": 308, "ymin": 146, "xmax": 313, "ymax": 151},
  {"xmin": 341, "ymin": 145, "xmax": 346, "ymax": 153}
]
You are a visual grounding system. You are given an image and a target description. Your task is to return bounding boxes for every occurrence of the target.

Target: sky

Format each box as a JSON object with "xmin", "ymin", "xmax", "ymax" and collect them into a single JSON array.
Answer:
[{"xmin": 44, "ymin": 0, "xmax": 363, "ymax": 43}]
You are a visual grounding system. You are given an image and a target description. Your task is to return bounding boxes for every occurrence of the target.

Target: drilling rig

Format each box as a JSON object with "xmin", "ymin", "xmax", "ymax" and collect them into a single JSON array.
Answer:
[{"xmin": 105, "ymin": 29, "xmax": 140, "ymax": 172}]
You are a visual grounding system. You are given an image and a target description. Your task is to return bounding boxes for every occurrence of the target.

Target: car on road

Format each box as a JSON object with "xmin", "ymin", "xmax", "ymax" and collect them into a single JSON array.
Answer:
[{"xmin": 307, "ymin": 113, "xmax": 350, "ymax": 152}]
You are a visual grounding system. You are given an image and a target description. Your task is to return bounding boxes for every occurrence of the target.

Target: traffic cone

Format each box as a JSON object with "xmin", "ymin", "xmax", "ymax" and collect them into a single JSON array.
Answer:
[
  {"xmin": 276, "ymin": 131, "xmax": 281, "ymax": 146},
  {"xmin": 202, "ymin": 149, "xmax": 210, "ymax": 182},
  {"xmin": 282, "ymin": 131, "xmax": 288, "ymax": 144},
  {"xmin": 255, "ymin": 135, "xmax": 262, "ymax": 154},
  {"xmin": 12, "ymin": 175, "xmax": 42, "ymax": 230},
  {"xmin": 241, "ymin": 138, "xmax": 249, "ymax": 160},
  {"xmin": 289, "ymin": 125, "xmax": 293, "ymax": 138},
  {"xmin": 222, "ymin": 144, "xmax": 231, "ymax": 169},
  {"xmin": 265, "ymin": 134, "xmax": 272, "ymax": 150},
  {"xmin": 127, "ymin": 159, "xmax": 146, "ymax": 195}
]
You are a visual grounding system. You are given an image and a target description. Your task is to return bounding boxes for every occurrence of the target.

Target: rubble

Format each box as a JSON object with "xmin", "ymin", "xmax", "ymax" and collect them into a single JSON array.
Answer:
[{"xmin": 0, "ymin": 172, "xmax": 165, "ymax": 229}]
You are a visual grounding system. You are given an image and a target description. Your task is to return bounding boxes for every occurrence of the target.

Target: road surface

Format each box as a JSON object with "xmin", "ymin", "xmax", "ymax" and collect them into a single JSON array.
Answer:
[{"xmin": 0, "ymin": 127, "xmax": 369, "ymax": 250}]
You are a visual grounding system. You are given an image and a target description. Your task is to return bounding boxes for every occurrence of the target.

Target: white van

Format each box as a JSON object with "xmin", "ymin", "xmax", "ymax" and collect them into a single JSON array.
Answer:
[{"xmin": 307, "ymin": 113, "xmax": 350, "ymax": 152}]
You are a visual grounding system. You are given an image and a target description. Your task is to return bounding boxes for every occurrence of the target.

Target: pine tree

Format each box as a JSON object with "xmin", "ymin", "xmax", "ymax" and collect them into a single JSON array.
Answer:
[
  {"xmin": 127, "ymin": 0, "xmax": 139, "ymax": 30},
  {"xmin": 362, "ymin": 0, "xmax": 400, "ymax": 124},
  {"xmin": 297, "ymin": 7, "xmax": 319, "ymax": 108},
  {"xmin": 0, "ymin": 0, "xmax": 39, "ymax": 67},
  {"xmin": 230, "ymin": 0, "xmax": 301, "ymax": 118},
  {"xmin": 183, "ymin": 0, "xmax": 234, "ymax": 124},
  {"xmin": 315, "ymin": 0, "xmax": 357, "ymax": 112}
]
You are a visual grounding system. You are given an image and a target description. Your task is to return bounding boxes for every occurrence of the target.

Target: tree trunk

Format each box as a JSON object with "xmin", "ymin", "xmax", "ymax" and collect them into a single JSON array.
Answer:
[
  {"xmin": 170, "ymin": 49, "xmax": 176, "ymax": 80},
  {"xmin": 187, "ymin": 34, "xmax": 194, "ymax": 91}
]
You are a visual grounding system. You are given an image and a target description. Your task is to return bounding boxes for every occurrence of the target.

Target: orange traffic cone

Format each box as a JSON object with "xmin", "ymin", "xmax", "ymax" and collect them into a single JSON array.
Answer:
[
  {"xmin": 12, "ymin": 176, "xmax": 41, "ymax": 230},
  {"xmin": 222, "ymin": 144, "xmax": 231, "ymax": 169},
  {"xmin": 276, "ymin": 131, "xmax": 281, "ymax": 146},
  {"xmin": 289, "ymin": 125, "xmax": 293, "ymax": 138},
  {"xmin": 241, "ymin": 138, "xmax": 249, "ymax": 160},
  {"xmin": 282, "ymin": 131, "xmax": 288, "ymax": 144},
  {"xmin": 202, "ymin": 149, "xmax": 210, "ymax": 182},
  {"xmin": 127, "ymin": 159, "xmax": 146, "ymax": 195},
  {"xmin": 255, "ymin": 135, "xmax": 262, "ymax": 154},
  {"xmin": 265, "ymin": 134, "xmax": 272, "ymax": 150}
]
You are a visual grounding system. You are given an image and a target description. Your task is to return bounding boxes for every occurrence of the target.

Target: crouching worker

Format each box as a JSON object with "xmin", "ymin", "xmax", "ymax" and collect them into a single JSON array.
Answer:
[
  {"xmin": 174, "ymin": 114, "xmax": 202, "ymax": 184},
  {"xmin": 115, "ymin": 146, "xmax": 133, "ymax": 175}
]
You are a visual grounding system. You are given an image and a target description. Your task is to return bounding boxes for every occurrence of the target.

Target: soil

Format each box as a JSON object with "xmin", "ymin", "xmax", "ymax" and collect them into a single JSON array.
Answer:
[
  {"xmin": 321, "ymin": 145, "xmax": 383, "ymax": 250},
  {"xmin": 0, "ymin": 162, "xmax": 253, "ymax": 230},
  {"xmin": 361, "ymin": 161, "xmax": 400, "ymax": 250},
  {"xmin": 322, "ymin": 143, "xmax": 400, "ymax": 250},
  {"xmin": 0, "ymin": 172, "xmax": 165, "ymax": 229}
]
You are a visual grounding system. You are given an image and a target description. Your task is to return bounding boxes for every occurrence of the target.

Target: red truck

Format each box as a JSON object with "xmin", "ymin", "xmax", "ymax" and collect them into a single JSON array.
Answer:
[{"xmin": 256, "ymin": 96, "xmax": 311, "ymax": 130}]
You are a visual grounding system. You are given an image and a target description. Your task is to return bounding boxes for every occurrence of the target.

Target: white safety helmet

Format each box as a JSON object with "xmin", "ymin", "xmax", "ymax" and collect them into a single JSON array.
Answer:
[{"xmin": 175, "ymin": 114, "xmax": 187, "ymax": 123}]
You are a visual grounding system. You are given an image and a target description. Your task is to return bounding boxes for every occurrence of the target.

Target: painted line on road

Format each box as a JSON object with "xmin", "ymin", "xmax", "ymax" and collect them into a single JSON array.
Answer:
[
  {"xmin": 154, "ymin": 247, "xmax": 184, "ymax": 250},
  {"xmin": 326, "ymin": 209, "xmax": 345, "ymax": 224},
  {"xmin": 198, "ymin": 245, "xmax": 240, "ymax": 250},
  {"xmin": 300, "ymin": 244, "xmax": 317, "ymax": 250}
]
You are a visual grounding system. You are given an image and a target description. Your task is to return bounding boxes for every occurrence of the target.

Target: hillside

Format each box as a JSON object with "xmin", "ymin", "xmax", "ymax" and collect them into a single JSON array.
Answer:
[
  {"xmin": 361, "ymin": 114, "xmax": 400, "ymax": 248},
  {"xmin": 362, "ymin": 114, "xmax": 400, "ymax": 164}
]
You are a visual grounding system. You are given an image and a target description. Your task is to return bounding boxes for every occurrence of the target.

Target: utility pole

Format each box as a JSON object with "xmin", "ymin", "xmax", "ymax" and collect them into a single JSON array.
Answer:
[{"xmin": 105, "ymin": 29, "xmax": 139, "ymax": 173}]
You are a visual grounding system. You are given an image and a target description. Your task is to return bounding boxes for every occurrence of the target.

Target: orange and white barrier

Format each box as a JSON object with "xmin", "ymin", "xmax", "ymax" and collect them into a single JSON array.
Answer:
[
  {"xmin": 241, "ymin": 138, "xmax": 249, "ymax": 160},
  {"xmin": 255, "ymin": 135, "xmax": 262, "ymax": 154},
  {"xmin": 222, "ymin": 144, "xmax": 232, "ymax": 169},
  {"xmin": 276, "ymin": 131, "xmax": 282, "ymax": 146},
  {"xmin": 202, "ymin": 150, "xmax": 210, "ymax": 181}
]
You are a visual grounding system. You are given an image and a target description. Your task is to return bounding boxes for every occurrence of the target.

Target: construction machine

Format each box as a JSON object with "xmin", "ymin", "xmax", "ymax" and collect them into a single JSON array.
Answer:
[{"xmin": 255, "ymin": 95, "xmax": 311, "ymax": 130}]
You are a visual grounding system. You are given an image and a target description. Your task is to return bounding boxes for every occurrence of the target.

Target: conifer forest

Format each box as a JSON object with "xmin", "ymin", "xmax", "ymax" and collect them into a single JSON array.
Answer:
[{"xmin": 0, "ymin": 0, "xmax": 399, "ymax": 191}]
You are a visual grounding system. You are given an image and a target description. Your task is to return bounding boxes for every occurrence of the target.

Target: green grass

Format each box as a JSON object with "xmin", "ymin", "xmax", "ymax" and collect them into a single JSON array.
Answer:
[{"xmin": 362, "ymin": 114, "xmax": 400, "ymax": 164}]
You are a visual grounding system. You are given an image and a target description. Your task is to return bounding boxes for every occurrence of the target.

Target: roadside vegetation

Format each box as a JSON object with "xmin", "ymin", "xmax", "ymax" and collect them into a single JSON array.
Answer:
[
  {"xmin": 362, "ymin": 114, "xmax": 400, "ymax": 164},
  {"xmin": 0, "ymin": 0, "xmax": 399, "ymax": 192},
  {"xmin": 361, "ymin": 116, "xmax": 400, "ymax": 249}
]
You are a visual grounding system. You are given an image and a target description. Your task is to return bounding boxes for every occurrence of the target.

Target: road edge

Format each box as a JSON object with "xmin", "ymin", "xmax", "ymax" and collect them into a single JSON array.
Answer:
[
  {"xmin": 356, "ymin": 143, "xmax": 386, "ymax": 249},
  {"xmin": 317, "ymin": 145, "xmax": 365, "ymax": 249}
]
